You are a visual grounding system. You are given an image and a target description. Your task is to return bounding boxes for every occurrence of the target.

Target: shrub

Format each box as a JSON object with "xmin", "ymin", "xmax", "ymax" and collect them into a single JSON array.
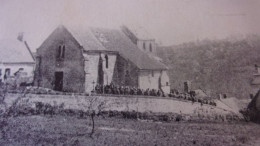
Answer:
[
  {"xmin": 176, "ymin": 114, "xmax": 182, "ymax": 122},
  {"xmin": 158, "ymin": 115, "xmax": 170, "ymax": 122}
]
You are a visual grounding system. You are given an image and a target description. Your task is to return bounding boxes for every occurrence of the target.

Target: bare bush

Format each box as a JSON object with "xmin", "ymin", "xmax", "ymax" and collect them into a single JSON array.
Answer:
[{"xmin": 77, "ymin": 97, "xmax": 110, "ymax": 137}]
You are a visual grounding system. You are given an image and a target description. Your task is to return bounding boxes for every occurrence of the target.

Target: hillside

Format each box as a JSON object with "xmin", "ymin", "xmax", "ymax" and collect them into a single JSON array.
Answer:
[{"xmin": 157, "ymin": 35, "xmax": 260, "ymax": 99}]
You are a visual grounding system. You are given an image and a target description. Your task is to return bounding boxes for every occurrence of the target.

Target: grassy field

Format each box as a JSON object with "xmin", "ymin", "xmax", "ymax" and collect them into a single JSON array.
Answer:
[{"xmin": 1, "ymin": 115, "xmax": 260, "ymax": 146}]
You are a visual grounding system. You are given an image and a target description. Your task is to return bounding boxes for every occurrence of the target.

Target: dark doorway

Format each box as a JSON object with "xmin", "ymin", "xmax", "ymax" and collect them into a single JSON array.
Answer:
[{"xmin": 54, "ymin": 72, "xmax": 63, "ymax": 91}]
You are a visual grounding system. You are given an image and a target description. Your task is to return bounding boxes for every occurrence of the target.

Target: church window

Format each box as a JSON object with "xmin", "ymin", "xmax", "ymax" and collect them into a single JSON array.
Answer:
[
  {"xmin": 166, "ymin": 82, "xmax": 169, "ymax": 86},
  {"xmin": 152, "ymin": 71, "xmax": 154, "ymax": 77},
  {"xmin": 143, "ymin": 42, "xmax": 145, "ymax": 50},
  {"xmin": 57, "ymin": 45, "xmax": 65, "ymax": 60},
  {"xmin": 105, "ymin": 55, "xmax": 108, "ymax": 68},
  {"xmin": 149, "ymin": 43, "xmax": 152, "ymax": 52}
]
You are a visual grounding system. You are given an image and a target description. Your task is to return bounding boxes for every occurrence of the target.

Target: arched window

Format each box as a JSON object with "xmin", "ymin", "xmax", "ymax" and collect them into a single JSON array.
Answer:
[
  {"xmin": 105, "ymin": 55, "xmax": 108, "ymax": 68},
  {"xmin": 149, "ymin": 43, "xmax": 152, "ymax": 52},
  {"xmin": 143, "ymin": 42, "xmax": 145, "ymax": 50}
]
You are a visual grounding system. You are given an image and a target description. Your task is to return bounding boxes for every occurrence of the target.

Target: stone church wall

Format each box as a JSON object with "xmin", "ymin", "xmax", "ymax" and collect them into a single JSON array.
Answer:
[
  {"xmin": 139, "ymin": 70, "xmax": 170, "ymax": 93},
  {"xmin": 139, "ymin": 70, "xmax": 161, "ymax": 90},
  {"xmin": 34, "ymin": 27, "xmax": 85, "ymax": 93},
  {"xmin": 112, "ymin": 55, "xmax": 139, "ymax": 87},
  {"xmin": 161, "ymin": 70, "xmax": 170, "ymax": 94},
  {"xmin": 84, "ymin": 52, "xmax": 117, "ymax": 93}
]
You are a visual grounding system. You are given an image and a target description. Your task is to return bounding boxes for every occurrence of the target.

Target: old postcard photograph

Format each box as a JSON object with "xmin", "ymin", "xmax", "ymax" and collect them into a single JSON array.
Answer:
[{"xmin": 0, "ymin": 0, "xmax": 260, "ymax": 145}]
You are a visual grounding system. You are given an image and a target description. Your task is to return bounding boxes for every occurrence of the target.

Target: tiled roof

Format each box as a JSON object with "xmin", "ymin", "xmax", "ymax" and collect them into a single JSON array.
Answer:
[
  {"xmin": 58, "ymin": 25, "xmax": 167, "ymax": 70},
  {"xmin": 90, "ymin": 27, "xmax": 168, "ymax": 70},
  {"xmin": 0, "ymin": 39, "xmax": 35, "ymax": 63},
  {"xmin": 67, "ymin": 27, "xmax": 106, "ymax": 51}
]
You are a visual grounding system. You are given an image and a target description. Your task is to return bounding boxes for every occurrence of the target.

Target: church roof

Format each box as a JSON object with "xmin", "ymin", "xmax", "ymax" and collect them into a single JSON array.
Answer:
[
  {"xmin": 0, "ymin": 39, "xmax": 35, "ymax": 63},
  {"xmin": 67, "ymin": 27, "xmax": 106, "ymax": 51},
  {"xmin": 61, "ymin": 25, "xmax": 167, "ymax": 70},
  {"xmin": 90, "ymin": 27, "xmax": 168, "ymax": 70}
]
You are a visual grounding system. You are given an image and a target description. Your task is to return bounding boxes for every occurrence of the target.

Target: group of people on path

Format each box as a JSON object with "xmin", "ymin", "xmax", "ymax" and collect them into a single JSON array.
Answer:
[{"xmin": 94, "ymin": 83, "xmax": 165, "ymax": 97}]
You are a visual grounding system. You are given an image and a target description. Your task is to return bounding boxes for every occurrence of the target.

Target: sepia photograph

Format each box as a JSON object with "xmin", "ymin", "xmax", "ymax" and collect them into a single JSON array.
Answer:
[{"xmin": 0, "ymin": 0, "xmax": 260, "ymax": 145}]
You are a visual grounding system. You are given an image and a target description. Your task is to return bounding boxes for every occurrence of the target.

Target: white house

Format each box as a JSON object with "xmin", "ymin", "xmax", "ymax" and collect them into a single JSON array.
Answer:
[{"xmin": 0, "ymin": 39, "xmax": 35, "ymax": 83}]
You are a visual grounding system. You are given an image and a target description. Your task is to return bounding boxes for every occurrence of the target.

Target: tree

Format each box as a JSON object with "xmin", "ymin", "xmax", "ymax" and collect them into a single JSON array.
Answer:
[{"xmin": 77, "ymin": 96, "xmax": 110, "ymax": 137}]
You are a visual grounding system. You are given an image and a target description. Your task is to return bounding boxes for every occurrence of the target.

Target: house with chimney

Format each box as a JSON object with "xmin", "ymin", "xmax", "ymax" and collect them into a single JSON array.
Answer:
[
  {"xmin": 34, "ymin": 25, "xmax": 170, "ymax": 93},
  {"xmin": 0, "ymin": 38, "xmax": 35, "ymax": 84}
]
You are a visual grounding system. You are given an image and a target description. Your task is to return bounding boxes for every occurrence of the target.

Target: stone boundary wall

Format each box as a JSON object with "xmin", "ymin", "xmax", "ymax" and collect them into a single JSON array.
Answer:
[{"xmin": 7, "ymin": 93, "xmax": 236, "ymax": 116}]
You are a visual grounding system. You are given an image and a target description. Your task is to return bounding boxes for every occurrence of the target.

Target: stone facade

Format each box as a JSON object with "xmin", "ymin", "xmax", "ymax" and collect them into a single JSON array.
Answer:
[
  {"xmin": 34, "ymin": 26, "xmax": 85, "ymax": 92},
  {"xmin": 160, "ymin": 70, "xmax": 171, "ymax": 93},
  {"xmin": 84, "ymin": 51, "xmax": 117, "ymax": 93},
  {"xmin": 139, "ymin": 70, "xmax": 170, "ymax": 93},
  {"xmin": 112, "ymin": 55, "xmax": 139, "ymax": 87}
]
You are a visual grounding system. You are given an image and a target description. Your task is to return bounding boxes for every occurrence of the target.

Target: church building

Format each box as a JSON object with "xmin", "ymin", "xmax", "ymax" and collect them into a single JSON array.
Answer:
[{"xmin": 34, "ymin": 25, "xmax": 170, "ymax": 93}]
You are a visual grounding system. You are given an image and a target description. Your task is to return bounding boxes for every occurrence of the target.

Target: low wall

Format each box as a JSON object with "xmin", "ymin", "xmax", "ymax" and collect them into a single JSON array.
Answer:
[{"xmin": 6, "ymin": 93, "xmax": 237, "ymax": 117}]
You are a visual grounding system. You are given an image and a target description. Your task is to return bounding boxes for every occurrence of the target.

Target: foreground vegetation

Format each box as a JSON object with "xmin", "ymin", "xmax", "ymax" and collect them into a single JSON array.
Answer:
[
  {"xmin": 1, "ymin": 115, "xmax": 260, "ymax": 146},
  {"xmin": 0, "ymin": 89, "xmax": 258, "ymax": 145}
]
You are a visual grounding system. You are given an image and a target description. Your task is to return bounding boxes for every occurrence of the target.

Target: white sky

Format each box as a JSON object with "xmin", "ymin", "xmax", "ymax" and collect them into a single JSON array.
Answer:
[{"xmin": 0, "ymin": 0, "xmax": 259, "ymax": 51}]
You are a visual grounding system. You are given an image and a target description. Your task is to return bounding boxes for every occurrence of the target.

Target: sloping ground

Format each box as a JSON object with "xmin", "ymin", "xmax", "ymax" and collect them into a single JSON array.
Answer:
[
  {"xmin": 157, "ymin": 35, "xmax": 260, "ymax": 99},
  {"xmin": 218, "ymin": 97, "xmax": 251, "ymax": 114},
  {"xmin": 6, "ymin": 93, "xmax": 242, "ymax": 120}
]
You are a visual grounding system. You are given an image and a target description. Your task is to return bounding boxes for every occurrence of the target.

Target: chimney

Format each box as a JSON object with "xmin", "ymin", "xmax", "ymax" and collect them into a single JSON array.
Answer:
[{"xmin": 17, "ymin": 32, "xmax": 24, "ymax": 42}]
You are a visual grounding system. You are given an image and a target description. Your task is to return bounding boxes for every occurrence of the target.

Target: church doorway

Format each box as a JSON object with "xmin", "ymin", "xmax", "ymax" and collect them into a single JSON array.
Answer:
[{"xmin": 54, "ymin": 72, "xmax": 63, "ymax": 91}]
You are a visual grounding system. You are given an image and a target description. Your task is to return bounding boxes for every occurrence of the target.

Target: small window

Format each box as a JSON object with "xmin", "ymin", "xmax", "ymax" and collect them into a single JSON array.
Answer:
[
  {"xmin": 62, "ymin": 45, "xmax": 65, "ymax": 58},
  {"xmin": 57, "ymin": 46, "xmax": 61, "ymax": 58},
  {"xmin": 152, "ymin": 71, "xmax": 154, "ymax": 77},
  {"xmin": 143, "ymin": 42, "xmax": 145, "ymax": 50},
  {"xmin": 166, "ymin": 82, "xmax": 169, "ymax": 86},
  {"xmin": 105, "ymin": 55, "xmax": 108, "ymax": 68},
  {"xmin": 57, "ymin": 45, "xmax": 65, "ymax": 59},
  {"xmin": 149, "ymin": 43, "xmax": 152, "ymax": 52}
]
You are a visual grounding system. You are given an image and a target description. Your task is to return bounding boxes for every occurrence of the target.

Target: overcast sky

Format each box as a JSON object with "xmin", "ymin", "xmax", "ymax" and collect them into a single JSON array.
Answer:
[{"xmin": 0, "ymin": 0, "xmax": 259, "ymax": 51}]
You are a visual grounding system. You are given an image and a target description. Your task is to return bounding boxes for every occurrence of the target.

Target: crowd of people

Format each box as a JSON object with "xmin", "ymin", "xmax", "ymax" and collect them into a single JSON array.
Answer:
[
  {"xmin": 168, "ymin": 89, "xmax": 217, "ymax": 106},
  {"xmin": 94, "ymin": 84, "xmax": 214, "ymax": 103},
  {"xmin": 93, "ymin": 84, "xmax": 216, "ymax": 106},
  {"xmin": 93, "ymin": 84, "xmax": 166, "ymax": 97}
]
